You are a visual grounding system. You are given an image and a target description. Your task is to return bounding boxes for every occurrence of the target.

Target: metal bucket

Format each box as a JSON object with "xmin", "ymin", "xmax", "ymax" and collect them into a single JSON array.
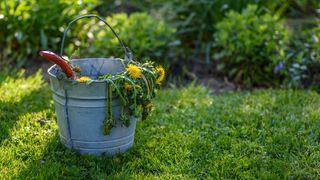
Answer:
[
  {"xmin": 46, "ymin": 15, "xmax": 137, "ymax": 156},
  {"xmin": 48, "ymin": 58, "xmax": 136, "ymax": 156}
]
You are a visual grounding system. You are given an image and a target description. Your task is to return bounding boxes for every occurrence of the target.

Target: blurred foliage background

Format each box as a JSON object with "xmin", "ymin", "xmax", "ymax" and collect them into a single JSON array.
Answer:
[{"xmin": 0, "ymin": 0, "xmax": 319, "ymax": 90}]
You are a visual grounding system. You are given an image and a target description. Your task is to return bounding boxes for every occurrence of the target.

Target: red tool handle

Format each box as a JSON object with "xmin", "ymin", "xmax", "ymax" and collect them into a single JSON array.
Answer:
[{"xmin": 39, "ymin": 51, "xmax": 75, "ymax": 79}]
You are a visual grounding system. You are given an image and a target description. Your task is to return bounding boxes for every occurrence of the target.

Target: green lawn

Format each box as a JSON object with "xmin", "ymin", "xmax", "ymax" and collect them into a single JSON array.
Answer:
[{"xmin": 1, "ymin": 70, "xmax": 320, "ymax": 179}]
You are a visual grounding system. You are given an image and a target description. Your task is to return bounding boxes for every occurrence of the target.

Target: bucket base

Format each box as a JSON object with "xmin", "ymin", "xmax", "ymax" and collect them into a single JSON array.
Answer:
[{"xmin": 60, "ymin": 135, "xmax": 135, "ymax": 156}]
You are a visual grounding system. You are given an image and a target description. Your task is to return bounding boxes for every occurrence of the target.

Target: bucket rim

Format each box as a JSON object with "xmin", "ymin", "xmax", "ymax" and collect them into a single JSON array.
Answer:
[{"xmin": 47, "ymin": 57, "xmax": 128, "ymax": 83}]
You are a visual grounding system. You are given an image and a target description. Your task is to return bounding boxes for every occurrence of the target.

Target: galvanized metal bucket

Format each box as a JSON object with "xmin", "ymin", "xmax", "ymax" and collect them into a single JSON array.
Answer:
[{"xmin": 48, "ymin": 15, "xmax": 136, "ymax": 156}]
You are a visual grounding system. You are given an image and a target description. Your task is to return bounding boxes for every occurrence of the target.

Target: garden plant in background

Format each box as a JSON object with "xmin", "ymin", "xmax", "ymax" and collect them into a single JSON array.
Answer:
[
  {"xmin": 0, "ymin": 0, "xmax": 99, "ymax": 68},
  {"xmin": 153, "ymin": 0, "xmax": 291, "ymax": 62},
  {"xmin": 213, "ymin": 4, "xmax": 288, "ymax": 87},
  {"xmin": 69, "ymin": 13, "xmax": 176, "ymax": 65},
  {"xmin": 284, "ymin": 26, "xmax": 320, "ymax": 91}
]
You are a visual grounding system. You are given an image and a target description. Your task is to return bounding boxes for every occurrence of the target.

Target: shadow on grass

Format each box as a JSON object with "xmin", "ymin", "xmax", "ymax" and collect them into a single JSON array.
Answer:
[{"xmin": 0, "ymin": 86, "xmax": 52, "ymax": 144}]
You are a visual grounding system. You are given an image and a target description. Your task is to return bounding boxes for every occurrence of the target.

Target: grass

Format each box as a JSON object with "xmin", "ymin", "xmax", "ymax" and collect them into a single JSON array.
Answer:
[{"xmin": 0, "ymin": 70, "xmax": 320, "ymax": 179}]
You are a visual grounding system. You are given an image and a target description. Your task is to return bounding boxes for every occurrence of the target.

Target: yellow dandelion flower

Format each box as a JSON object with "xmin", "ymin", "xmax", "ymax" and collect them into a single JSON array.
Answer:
[
  {"xmin": 77, "ymin": 76, "xmax": 91, "ymax": 83},
  {"xmin": 127, "ymin": 64, "xmax": 142, "ymax": 79},
  {"xmin": 155, "ymin": 66, "xmax": 165, "ymax": 85},
  {"xmin": 124, "ymin": 83, "xmax": 133, "ymax": 91}
]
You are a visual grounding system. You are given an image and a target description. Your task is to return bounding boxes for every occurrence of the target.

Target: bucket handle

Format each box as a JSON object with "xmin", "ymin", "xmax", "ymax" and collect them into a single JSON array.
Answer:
[{"xmin": 60, "ymin": 14, "xmax": 132, "ymax": 61}]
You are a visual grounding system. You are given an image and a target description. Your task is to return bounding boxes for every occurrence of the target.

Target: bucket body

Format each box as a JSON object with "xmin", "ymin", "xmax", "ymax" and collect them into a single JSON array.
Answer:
[{"xmin": 48, "ymin": 58, "xmax": 136, "ymax": 156}]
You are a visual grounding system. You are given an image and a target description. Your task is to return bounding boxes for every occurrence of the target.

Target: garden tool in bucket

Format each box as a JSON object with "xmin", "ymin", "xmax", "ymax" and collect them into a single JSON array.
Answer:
[{"xmin": 40, "ymin": 15, "xmax": 146, "ymax": 156}]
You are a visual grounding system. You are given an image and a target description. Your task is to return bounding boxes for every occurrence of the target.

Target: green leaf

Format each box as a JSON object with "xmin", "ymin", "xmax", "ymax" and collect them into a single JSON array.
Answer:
[{"xmin": 40, "ymin": 30, "xmax": 48, "ymax": 49}]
